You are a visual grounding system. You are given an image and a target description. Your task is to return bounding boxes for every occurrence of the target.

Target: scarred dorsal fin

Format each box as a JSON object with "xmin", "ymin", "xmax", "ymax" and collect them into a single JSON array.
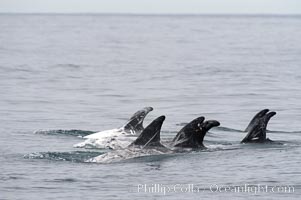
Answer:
[{"xmin": 123, "ymin": 107, "xmax": 153, "ymax": 134}]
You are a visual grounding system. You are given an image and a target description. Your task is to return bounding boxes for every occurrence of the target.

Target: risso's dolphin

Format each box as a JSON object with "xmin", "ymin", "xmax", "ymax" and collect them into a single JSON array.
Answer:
[
  {"xmin": 172, "ymin": 117, "xmax": 220, "ymax": 149},
  {"xmin": 241, "ymin": 110, "xmax": 276, "ymax": 143},
  {"xmin": 86, "ymin": 116, "xmax": 170, "ymax": 163},
  {"xmin": 74, "ymin": 107, "xmax": 153, "ymax": 149}
]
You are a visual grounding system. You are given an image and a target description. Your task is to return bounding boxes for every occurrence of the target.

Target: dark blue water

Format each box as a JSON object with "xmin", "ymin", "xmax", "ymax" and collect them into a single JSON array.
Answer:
[{"xmin": 0, "ymin": 14, "xmax": 301, "ymax": 199}]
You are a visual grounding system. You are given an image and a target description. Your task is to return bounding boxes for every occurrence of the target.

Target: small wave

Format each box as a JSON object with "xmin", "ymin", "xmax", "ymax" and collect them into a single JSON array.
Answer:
[
  {"xmin": 175, "ymin": 122, "xmax": 188, "ymax": 126},
  {"xmin": 0, "ymin": 175, "xmax": 25, "ymax": 181},
  {"xmin": 206, "ymin": 145, "xmax": 240, "ymax": 152},
  {"xmin": 205, "ymin": 132, "xmax": 224, "ymax": 138},
  {"xmin": 51, "ymin": 178, "xmax": 78, "ymax": 182},
  {"xmin": 208, "ymin": 126, "xmax": 301, "ymax": 134},
  {"xmin": 175, "ymin": 124, "xmax": 244, "ymax": 132},
  {"xmin": 267, "ymin": 130, "xmax": 301, "ymax": 134},
  {"xmin": 34, "ymin": 129, "xmax": 95, "ymax": 137},
  {"xmin": 216, "ymin": 126, "xmax": 244, "ymax": 132},
  {"xmin": 176, "ymin": 123, "xmax": 301, "ymax": 135},
  {"xmin": 24, "ymin": 151, "xmax": 103, "ymax": 162},
  {"xmin": 239, "ymin": 142, "xmax": 287, "ymax": 149},
  {"xmin": 54, "ymin": 64, "xmax": 82, "ymax": 69},
  {"xmin": 129, "ymin": 153, "xmax": 179, "ymax": 163}
]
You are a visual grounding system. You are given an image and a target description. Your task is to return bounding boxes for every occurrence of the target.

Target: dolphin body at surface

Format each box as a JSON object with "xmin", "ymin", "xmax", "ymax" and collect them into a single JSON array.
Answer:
[
  {"xmin": 86, "ymin": 115, "xmax": 220, "ymax": 163},
  {"xmin": 74, "ymin": 107, "xmax": 153, "ymax": 149},
  {"xmin": 86, "ymin": 116, "xmax": 170, "ymax": 163}
]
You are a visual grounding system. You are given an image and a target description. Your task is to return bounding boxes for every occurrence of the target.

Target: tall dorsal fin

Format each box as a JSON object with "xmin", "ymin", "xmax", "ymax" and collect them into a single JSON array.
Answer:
[
  {"xmin": 130, "ymin": 116, "xmax": 165, "ymax": 147},
  {"xmin": 244, "ymin": 109, "xmax": 269, "ymax": 132},
  {"xmin": 123, "ymin": 107, "xmax": 153, "ymax": 134},
  {"xmin": 172, "ymin": 117, "xmax": 205, "ymax": 143},
  {"xmin": 172, "ymin": 117, "xmax": 206, "ymax": 148},
  {"xmin": 241, "ymin": 111, "xmax": 276, "ymax": 143}
]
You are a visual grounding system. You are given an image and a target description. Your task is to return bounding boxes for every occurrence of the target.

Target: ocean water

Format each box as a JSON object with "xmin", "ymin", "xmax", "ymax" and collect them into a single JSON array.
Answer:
[{"xmin": 0, "ymin": 14, "xmax": 301, "ymax": 199}]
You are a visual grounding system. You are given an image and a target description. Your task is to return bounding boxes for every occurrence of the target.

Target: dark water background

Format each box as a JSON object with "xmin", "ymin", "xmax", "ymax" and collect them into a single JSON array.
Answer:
[{"xmin": 0, "ymin": 14, "xmax": 301, "ymax": 199}]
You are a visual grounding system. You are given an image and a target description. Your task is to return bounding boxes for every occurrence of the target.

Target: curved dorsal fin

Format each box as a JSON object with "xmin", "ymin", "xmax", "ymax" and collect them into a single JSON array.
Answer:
[
  {"xmin": 244, "ymin": 109, "xmax": 269, "ymax": 132},
  {"xmin": 130, "ymin": 115, "xmax": 165, "ymax": 147},
  {"xmin": 123, "ymin": 107, "xmax": 153, "ymax": 134},
  {"xmin": 241, "ymin": 111, "xmax": 276, "ymax": 143}
]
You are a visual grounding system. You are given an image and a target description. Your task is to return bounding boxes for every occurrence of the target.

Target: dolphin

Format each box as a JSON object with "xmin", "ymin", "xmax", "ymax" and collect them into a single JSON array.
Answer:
[
  {"xmin": 172, "ymin": 117, "xmax": 220, "ymax": 149},
  {"xmin": 74, "ymin": 107, "xmax": 153, "ymax": 149},
  {"xmin": 86, "ymin": 115, "xmax": 169, "ymax": 163},
  {"xmin": 241, "ymin": 110, "xmax": 276, "ymax": 143}
]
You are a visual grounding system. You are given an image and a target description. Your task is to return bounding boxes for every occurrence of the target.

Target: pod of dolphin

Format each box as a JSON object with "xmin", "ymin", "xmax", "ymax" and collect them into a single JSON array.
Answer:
[
  {"xmin": 82, "ymin": 107, "xmax": 279, "ymax": 163},
  {"xmin": 127, "ymin": 107, "xmax": 277, "ymax": 148}
]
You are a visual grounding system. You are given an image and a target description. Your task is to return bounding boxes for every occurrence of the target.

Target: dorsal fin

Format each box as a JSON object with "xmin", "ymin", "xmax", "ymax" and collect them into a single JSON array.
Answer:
[
  {"xmin": 172, "ymin": 117, "xmax": 205, "ymax": 143},
  {"xmin": 241, "ymin": 111, "xmax": 276, "ymax": 143},
  {"xmin": 130, "ymin": 116, "xmax": 165, "ymax": 147},
  {"xmin": 172, "ymin": 117, "xmax": 206, "ymax": 148},
  {"xmin": 244, "ymin": 109, "xmax": 269, "ymax": 132},
  {"xmin": 197, "ymin": 120, "xmax": 220, "ymax": 144},
  {"xmin": 123, "ymin": 107, "xmax": 153, "ymax": 134},
  {"xmin": 172, "ymin": 118, "xmax": 220, "ymax": 148}
]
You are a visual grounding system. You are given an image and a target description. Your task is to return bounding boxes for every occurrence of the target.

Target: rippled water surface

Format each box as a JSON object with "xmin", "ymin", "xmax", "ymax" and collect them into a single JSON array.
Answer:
[{"xmin": 1, "ymin": 14, "xmax": 301, "ymax": 199}]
